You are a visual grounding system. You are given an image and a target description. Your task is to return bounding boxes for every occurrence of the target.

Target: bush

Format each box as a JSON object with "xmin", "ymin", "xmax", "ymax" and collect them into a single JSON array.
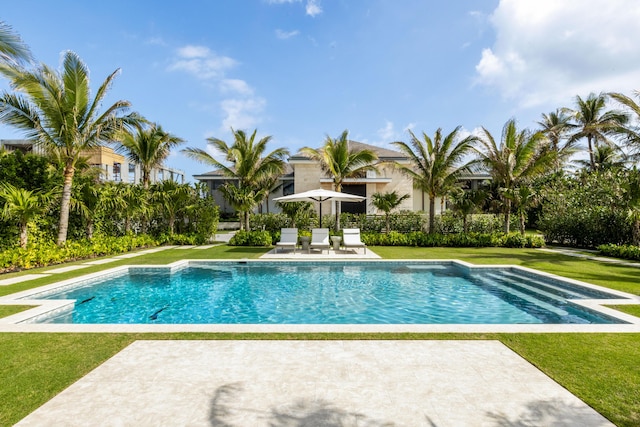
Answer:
[
  {"xmin": 598, "ymin": 243, "xmax": 640, "ymax": 261},
  {"xmin": 0, "ymin": 234, "xmax": 158, "ymax": 273},
  {"xmin": 360, "ymin": 231, "xmax": 545, "ymax": 249},
  {"xmin": 228, "ymin": 230, "xmax": 272, "ymax": 246}
]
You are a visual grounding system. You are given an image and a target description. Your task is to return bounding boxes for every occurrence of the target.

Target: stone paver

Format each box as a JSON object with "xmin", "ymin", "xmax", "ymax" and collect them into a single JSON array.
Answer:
[
  {"xmin": 0, "ymin": 274, "xmax": 50, "ymax": 286},
  {"xmin": 261, "ymin": 247, "xmax": 380, "ymax": 259},
  {"xmin": 41, "ymin": 265, "xmax": 89, "ymax": 274},
  {"xmin": 16, "ymin": 340, "xmax": 613, "ymax": 427}
]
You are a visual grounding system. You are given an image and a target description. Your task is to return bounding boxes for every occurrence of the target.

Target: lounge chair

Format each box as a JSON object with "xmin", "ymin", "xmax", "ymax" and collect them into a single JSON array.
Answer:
[
  {"xmin": 309, "ymin": 228, "xmax": 330, "ymax": 254},
  {"xmin": 275, "ymin": 228, "xmax": 298, "ymax": 253},
  {"xmin": 342, "ymin": 228, "xmax": 367, "ymax": 254}
]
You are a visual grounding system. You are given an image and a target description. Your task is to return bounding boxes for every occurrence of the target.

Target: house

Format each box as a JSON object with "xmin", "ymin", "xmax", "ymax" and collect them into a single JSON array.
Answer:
[
  {"xmin": 0, "ymin": 139, "xmax": 184, "ymax": 185},
  {"xmin": 194, "ymin": 141, "xmax": 490, "ymax": 217}
]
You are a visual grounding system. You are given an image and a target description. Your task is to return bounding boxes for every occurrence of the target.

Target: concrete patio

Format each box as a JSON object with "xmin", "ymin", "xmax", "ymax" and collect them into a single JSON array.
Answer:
[{"xmin": 16, "ymin": 340, "xmax": 613, "ymax": 426}]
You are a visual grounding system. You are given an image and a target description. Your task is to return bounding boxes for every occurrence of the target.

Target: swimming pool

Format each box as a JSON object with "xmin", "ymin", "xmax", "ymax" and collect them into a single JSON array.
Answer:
[{"xmin": 16, "ymin": 260, "xmax": 629, "ymax": 325}]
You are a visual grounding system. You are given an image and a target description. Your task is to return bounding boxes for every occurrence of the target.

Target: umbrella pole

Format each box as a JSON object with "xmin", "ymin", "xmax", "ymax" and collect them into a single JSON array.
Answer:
[{"xmin": 319, "ymin": 202, "xmax": 322, "ymax": 228}]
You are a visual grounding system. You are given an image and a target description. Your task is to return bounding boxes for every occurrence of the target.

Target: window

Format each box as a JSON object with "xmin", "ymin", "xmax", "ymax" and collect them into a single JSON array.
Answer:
[{"xmin": 113, "ymin": 163, "xmax": 121, "ymax": 182}]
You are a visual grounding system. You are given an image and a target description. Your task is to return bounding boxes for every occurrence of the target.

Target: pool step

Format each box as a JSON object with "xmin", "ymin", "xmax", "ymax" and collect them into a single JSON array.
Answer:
[
  {"xmin": 498, "ymin": 270, "xmax": 588, "ymax": 299},
  {"xmin": 475, "ymin": 274, "xmax": 569, "ymax": 317},
  {"xmin": 499, "ymin": 269, "xmax": 615, "ymax": 299},
  {"xmin": 481, "ymin": 272, "xmax": 573, "ymax": 303}
]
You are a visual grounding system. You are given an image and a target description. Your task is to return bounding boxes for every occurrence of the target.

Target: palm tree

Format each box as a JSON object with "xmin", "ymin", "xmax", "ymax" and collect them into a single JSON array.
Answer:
[
  {"xmin": 609, "ymin": 90, "xmax": 640, "ymax": 161},
  {"xmin": 474, "ymin": 119, "xmax": 553, "ymax": 233},
  {"xmin": 0, "ymin": 51, "xmax": 130, "ymax": 245},
  {"xmin": 537, "ymin": 109, "xmax": 577, "ymax": 172},
  {"xmin": 300, "ymin": 130, "xmax": 378, "ymax": 230},
  {"xmin": 502, "ymin": 185, "xmax": 539, "ymax": 235},
  {"xmin": 182, "ymin": 129, "xmax": 288, "ymax": 230},
  {"xmin": 117, "ymin": 122, "xmax": 185, "ymax": 189},
  {"xmin": 566, "ymin": 93, "xmax": 628, "ymax": 172},
  {"xmin": 370, "ymin": 191, "xmax": 410, "ymax": 232},
  {"xmin": 392, "ymin": 127, "xmax": 478, "ymax": 233},
  {"xmin": 151, "ymin": 181, "xmax": 193, "ymax": 235},
  {"xmin": 0, "ymin": 21, "xmax": 32, "ymax": 65},
  {"xmin": 573, "ymin": 144, "xmax": 629, "ymax": 171},
  {"xmin": 0, "ymin": 183, "xmax": 48, "ymax": 248},
  {"xmin": 449, "ymin": 188, "xmax": 486, "ymax": 233}
]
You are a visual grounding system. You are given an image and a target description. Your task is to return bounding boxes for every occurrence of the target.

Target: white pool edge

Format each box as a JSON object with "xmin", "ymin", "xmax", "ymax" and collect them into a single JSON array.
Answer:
[{"xmin": 1, "ymin": 259, "xmax": 639, "ymax": 333}]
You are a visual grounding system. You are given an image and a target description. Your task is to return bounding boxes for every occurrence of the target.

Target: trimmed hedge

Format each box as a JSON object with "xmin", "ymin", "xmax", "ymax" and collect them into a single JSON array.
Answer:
[
  {"xmin": 0, "ymin": 234, "xmax": 158, "ymax": 273},
  {"xmin": 598, "ymin": 244, "xmax": 640, "ymax": 261},
  {"xmin": 361, "ymin": 231, "xmax": 545, "ymax": 248}
]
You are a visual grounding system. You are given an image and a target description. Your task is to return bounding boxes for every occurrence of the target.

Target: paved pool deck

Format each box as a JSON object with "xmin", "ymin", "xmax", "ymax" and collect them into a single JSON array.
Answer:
[{"xmin": 15, "ymin": 340, "xmax": 614, "ymax": 426}]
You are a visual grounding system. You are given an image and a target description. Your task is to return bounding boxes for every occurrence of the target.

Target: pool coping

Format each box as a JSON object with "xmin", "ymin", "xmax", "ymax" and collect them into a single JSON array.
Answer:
[{"xmin": 1, "ymin": 259, "xmax": 639, "ymax": 333}]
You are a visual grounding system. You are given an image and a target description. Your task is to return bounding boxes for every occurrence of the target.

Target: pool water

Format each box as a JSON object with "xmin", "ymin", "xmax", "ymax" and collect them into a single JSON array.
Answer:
[{"xmin": 28, "ymin": 261, "xmax": 624, "ymax": 325}]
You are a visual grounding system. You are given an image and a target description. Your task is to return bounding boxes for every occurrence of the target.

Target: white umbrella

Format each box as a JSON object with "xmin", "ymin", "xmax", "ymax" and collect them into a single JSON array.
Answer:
[{"xmin": 274, "ymin": 188, "xmax": 365, "ymax": 228}]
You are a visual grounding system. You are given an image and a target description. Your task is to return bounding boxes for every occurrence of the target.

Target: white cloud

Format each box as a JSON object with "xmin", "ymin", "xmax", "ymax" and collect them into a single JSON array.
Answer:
[
  {"xmin": 475, "ymin": 0, "xmax": 640, "ymax": 108},
  {"xmin": 168, "ymin": 45, "xmax": 237, "ymax": 79},
  {"xmin": 220, "ymin": 97, "xmax": 267, "ymax": 131},
  {"xmin": 275, "ymin": 29, "xmax": 300, "ymax": 40},
  {"xmin": 377, "ymin": 121, "xmax": 397, "ymax": 141},
  {"xmin": 220, "ymin": 79, "xmax": 254, "ymax": 96},
  {"xmin": 265, "ymin": 0, "xmax": 322, "ymax": 17},
  {"xmin": 305, "ymin": 0, "xmax": 322, "ymax": 17}
]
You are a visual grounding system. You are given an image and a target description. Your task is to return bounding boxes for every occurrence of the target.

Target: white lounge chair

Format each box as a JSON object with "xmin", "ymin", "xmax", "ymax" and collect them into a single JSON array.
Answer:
[
  {"xmin": 342, "ymin": 228, "xmax": 367, "ymax": 254},
  {"xmin": 309, "ymin": 228, "xmax": 330, "ymax": 253},
  {"xmin": 275, "ymin": 228, "xmax": 298, "ymax": 253}
]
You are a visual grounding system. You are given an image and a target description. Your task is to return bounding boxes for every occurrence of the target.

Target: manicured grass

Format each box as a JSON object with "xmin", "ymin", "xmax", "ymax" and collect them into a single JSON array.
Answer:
[
  {"xmin": 1, "ymin": 245, "xmax": 640, "ymax": 425},
  {"xmin": 1, "ymin": 332, "xmax": 639, "ymax": 426},
  {"xmin": 608, "ymin": 305, "xmax": 640, "ymax": 318},
  {"xmin": 0, "ymin": 305, "xmax": 34, "ymax": 318}
]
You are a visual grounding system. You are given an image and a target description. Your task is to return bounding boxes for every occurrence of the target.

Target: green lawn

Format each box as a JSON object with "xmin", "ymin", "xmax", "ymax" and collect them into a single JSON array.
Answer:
[{"xmin": 0, "ymin": 245, "xmax": 639, "ymax": 426}]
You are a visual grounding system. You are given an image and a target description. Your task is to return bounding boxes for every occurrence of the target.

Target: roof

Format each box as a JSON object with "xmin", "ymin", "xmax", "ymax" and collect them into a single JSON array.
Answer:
[
  {"xmin": 288, "ymin": 140, "xmax": 408, "ymax": 162},
  {"xmin": 193, "ymin": 163, "xmax": 294, "ymax": 180}
]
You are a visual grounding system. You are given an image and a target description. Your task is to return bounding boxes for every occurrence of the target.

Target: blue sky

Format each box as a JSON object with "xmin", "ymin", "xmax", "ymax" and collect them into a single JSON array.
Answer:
[{"xmin": 2, "ymin": 0, "xmax": 640, "ymax": 181}]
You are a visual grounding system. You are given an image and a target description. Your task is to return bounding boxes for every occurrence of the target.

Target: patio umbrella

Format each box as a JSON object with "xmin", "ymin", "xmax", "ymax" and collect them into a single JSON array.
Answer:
[{"xmin": 273, "ymin": 188, "xmax": 365, "ymax": 228}]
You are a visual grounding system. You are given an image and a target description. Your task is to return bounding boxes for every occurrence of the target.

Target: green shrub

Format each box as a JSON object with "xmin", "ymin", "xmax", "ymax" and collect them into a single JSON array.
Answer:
[
  {"xmin": 598, "ymin": 243, "xmax": 640, "ymax": 261},
  {"xmin": 0, "ymin": 234, "xmax": 158, "ymax": 273},
  {"xmin": 360, "ymin": 231, "xmax": 544, "ymax": 249},
  {"xmin": 228, "ymin": 230, "xmax": 272, "ymax": 246}
]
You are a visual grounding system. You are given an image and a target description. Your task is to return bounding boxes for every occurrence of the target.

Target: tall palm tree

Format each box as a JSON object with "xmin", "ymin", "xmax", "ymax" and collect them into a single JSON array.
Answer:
[
  {"xmin": 0, "ymin": 21, "xmax": 32, "ymax": 65},
  {"xmin": 0, "ymin": 51, "xmax": 130, "ymax": 245},
  {"xmin": 182, "ymin": 128, "xmax": 288, "ymax": 230},
  {"xmin": 474, "ymin": 119, "xmax": 553, "ymax": 233},
  {"xmin": 537, "ymin": 109, "xmax": 577, "ymax": 172},
  {"xmin": 566, "ymin": 93, "xmax": 628, "ymax": 172},
  {"xmin": 370, "ymin": 191, "xmax": 410, "ymax": 232},
  {"xmin": 392, "ymin": 127, "xmax": 478, "ymax": 233},
  {"xmin": 300, "ymin": 130, "xmax": 378, "ymax": 230},
  {"xmin": 0, "ymin": 183, "xmax": 48, "ymax": 248},
  {"xmin": 117, "ymin": 122, "xmax": 185, "ymax": 189}
]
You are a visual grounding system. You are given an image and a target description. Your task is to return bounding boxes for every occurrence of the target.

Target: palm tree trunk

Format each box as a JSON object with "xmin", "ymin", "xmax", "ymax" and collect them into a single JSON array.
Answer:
[
  {"xmin": 87, "ymin": 220, "xmax": 94, "ymax": 240},
  {"xmin": 335, "ymin": 201, "xmax": 341, "ymax": 231},
  {"xmin": 56, "ymin": 165, "xmax": 75, "ymax": 245},
  {"xmin": 587, "ymin": 135, "xmax": 595, "ymax": 171},
  {"xmin": 519, "ymin": 212, "xmax": 526, "ymax": 236},
  {"xmin": 428, "ymin": 196, "xmax": 436, "ymax": 234},
  {"xmin": 633, "ymin": 220, "xmax": 640, "ymax": 246},
  {"xmin": 19, "ymin": 223, "xmax": 28, "ymax": 248},
  {"xmin": 463, "ymin": 215, "xmax": 469, "ymax": 233},
  {"xmin": 169, "ymin": 214, "xmax": 175, "ymax": 235},
  {"xmin": 504, "ymin": 199, "xmax": 511, "ymax": 234}
]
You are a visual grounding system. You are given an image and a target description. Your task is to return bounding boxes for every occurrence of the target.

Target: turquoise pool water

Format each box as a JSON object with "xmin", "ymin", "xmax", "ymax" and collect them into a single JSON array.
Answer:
[{"xmin": 30, "ymin": 261, "xmax": 623, "ymax": 325}]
